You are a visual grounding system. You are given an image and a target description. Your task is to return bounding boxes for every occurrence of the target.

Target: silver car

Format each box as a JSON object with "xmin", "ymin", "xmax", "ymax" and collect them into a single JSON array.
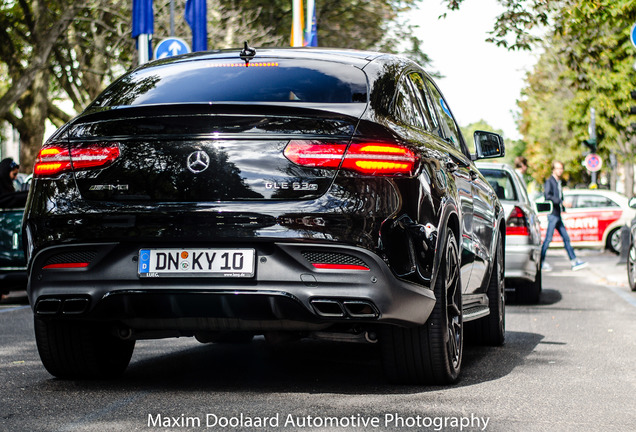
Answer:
[{"xmin": 477, "ymin": 162, "xmax": 543, "ymax": 303}]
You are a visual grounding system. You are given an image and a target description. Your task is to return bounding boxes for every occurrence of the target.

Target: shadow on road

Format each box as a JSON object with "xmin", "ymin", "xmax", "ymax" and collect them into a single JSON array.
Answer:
[
  {"xmin": 506, "ymin": 288, "xmax": 563, "ymax": 306},
  {"xmin": 33, "ymin": 329, "xmax": 543, "ymax": 395}
]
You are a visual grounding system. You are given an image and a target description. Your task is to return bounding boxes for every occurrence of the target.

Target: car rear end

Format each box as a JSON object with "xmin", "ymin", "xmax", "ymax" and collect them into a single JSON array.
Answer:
[
  {"xmin": 476, "ymin": 163, "xmax": 542, "ymax": 283},
  {"xmin": 24, "ymin": 50, "xmax": 435, "ymax": 343}
]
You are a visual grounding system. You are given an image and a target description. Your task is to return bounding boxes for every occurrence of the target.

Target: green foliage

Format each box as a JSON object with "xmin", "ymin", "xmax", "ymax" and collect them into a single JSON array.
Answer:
[{"xmin": 444, "ymin": 0, "xmax": 636, "ymax": 194}]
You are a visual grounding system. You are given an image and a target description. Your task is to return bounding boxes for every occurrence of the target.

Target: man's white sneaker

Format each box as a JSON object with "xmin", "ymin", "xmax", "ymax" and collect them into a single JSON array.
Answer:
[
  {"xmin": 571, "ymin": 259, "xmax": 588, "ymax": 271},
  {"xmin": 542, "ymin": 262, "xmax": 552, "ymax": 272}
]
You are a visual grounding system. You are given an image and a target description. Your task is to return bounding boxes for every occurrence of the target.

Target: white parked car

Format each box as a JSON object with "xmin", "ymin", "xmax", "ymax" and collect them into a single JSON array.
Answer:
[
  {"xmin": 536, "ymin": 189, "xmax": 636, "ymax": 254},
  {"xmin": 477, "ymin": 162, "xmax": 544, "ymax": 303}
]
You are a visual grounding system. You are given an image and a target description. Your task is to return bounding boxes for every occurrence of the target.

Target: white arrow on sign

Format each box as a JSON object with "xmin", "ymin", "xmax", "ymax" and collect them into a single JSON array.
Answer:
[{"xmin": 169, "ymin": 41, "xmax": 183, "ymax": 56}]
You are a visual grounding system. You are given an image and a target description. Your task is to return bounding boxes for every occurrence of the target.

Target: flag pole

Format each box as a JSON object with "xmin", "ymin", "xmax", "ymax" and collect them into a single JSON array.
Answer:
[
  {"xmin": 291, "ymin": 0, "xmax": 303, "ymax": 47},
  {"xmin": 138, "ymin": 34, "xmax": 150, "ymax": 64}
]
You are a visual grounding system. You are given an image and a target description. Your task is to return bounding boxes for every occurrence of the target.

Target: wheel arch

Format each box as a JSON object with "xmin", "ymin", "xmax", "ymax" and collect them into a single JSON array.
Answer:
[{"xmin": 430, "ymin": 201, "xmax": 461, "ymax": 293}]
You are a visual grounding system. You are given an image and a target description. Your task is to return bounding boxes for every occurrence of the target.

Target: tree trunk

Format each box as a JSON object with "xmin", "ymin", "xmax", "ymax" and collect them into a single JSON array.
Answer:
[{"xmin": 17, "ymin": 69, "xmax": 49, "ymax": 174}]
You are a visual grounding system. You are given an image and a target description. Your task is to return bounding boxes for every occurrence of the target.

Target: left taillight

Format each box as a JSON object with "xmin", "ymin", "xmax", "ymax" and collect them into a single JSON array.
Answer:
[
  {"xmin": 284, "ymin": 140, "xmax": 416, "ymax": 176},
  {"xmin": 506, "ymin": 206, "xmax": 530, "ymax": 236},
  {"xmin": 34, "ymin": 143, "xmax": 120, "ymax": 177}
]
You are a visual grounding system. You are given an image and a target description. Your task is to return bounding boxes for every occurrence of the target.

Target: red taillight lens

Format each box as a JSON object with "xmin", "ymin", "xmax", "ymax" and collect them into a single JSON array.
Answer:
[
  {"xmin": 283, "ymin": 140, "xmax": 346, "ymax": 169},
  {"xmin": 342, "ymin": 143, "xmax": 416, "ymax": 175},
  {"xmin": 33, "ymin": 146, "xmax": 72, "ymax": 176},
  {"xmin": 284, "ymin": 140, "xmax": 416, "ymax": 175},
  {"xmin": 506, "ymin": 206, "xmax": 529, "ymax": 236},
  {"xmin": 34, "ymin": 143, "xmax": 120, "ymax": 177}
]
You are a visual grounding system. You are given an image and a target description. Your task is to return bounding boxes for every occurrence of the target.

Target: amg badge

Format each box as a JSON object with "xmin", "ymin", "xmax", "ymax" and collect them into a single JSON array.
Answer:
[{"xmin": 89, "ymin": 184, "xmax": 129, "ymax": 191}]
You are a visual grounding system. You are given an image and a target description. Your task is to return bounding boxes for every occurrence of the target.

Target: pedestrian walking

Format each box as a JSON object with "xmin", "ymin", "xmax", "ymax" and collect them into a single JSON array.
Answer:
[
  {"xmin": 514, "ymin": 155, "xmax": 539, "ymax": 199},
  {"xmin": 540, "ymin": 160, "xmax": 588, "ymax": 271},
  {"xmin": 0, "ymin": 157, "xmax": 27, "ymax": 208},
  {"xmin": 514, "ymin": 156, "xmax": 529, "ymax": 183}
]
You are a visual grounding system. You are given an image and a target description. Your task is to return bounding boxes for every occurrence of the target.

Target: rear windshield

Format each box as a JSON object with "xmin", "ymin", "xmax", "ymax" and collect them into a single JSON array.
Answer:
[
  {"xmin": 91, "ymin": 58, "xmax": 368, "ymax": 107},
  {"xmin": 480, "ymin": 169, "xmax": 518, "ymax": 202}
]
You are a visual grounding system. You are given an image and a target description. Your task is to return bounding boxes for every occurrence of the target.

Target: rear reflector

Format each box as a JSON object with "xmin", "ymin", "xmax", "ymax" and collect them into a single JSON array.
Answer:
[
  {"xmin": 284, "ymin": 140, "xmax": 416, "ymax": 175},
  {"xmin": 42, "ymin": 262, "xmax": 90, "ymax": 269},
  {"xmin": 312, "ymin": 263, "xmax": 370, "ymax": 271},
  {"xmin": 506, "ymin": 206, "xmax": 530, "ymax": 236},
  {"xmin": 34, "ymin": 143, "xmax": 120, "ymax": 177}
]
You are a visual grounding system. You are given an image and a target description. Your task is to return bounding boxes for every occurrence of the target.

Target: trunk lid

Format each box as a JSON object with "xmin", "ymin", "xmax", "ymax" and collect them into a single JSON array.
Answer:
[{"xmin": 67, "ymin": 104, "xmax": 364, "ymax": 202}]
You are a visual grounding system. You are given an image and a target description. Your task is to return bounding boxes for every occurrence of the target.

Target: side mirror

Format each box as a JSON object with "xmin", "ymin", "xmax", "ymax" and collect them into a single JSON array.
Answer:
[
  {"xmin": 473, "ymin": 130, "xmax": 505, "ymax": 160},
  {"xmin": 629, "ymin": 196, "xmax": 636, "ymax": 209},
  {"xmin": 535, "ymin": 201, "xmax": 552, "ymax": 213}
]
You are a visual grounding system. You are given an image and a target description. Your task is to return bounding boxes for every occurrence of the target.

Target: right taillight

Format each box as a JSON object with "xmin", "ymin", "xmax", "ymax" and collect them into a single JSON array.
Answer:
[
  {"xmin": 34, "ymin": 143, "xmax": 120, "ymax": 177},
  {"xmin": 506, "ymin": 206, "xmax": 530, "ymax": 236},
  {"xmin": 284, "ymin": 140, "xmax": 416, "ymax": 176}
]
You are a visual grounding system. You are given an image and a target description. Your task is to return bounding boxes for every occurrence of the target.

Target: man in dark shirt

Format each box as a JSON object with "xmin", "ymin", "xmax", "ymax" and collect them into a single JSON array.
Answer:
[{"xmin": 540, "ymin": 160, "xmax": 588, "ymax": 271}]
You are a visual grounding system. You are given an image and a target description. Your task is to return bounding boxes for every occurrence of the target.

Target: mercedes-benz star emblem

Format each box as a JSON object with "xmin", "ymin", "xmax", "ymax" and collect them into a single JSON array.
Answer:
[{"xmin": 187, "ymin": 151, "xmax": 210, "ymax": 174}]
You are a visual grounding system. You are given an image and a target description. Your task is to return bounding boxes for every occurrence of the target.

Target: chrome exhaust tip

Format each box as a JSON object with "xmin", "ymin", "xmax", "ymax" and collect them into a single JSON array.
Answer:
[
  {"xmin": 342, "ymin": 300, "xmax": 379, "ymax": 318},
  {"xmin": 310, "ymin": 299, "xmax": 345, "ymax": 317}
]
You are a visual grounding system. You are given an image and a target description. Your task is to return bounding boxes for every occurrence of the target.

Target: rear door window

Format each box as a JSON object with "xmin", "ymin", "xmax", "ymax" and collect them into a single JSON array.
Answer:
[
  {"xmin": 394, "ymin": 79, "xmax": 425, "ymax": 129},
  {"xmin": 407, "ymin": 73, "xmax": 438, "ymax": 133},
  {"xmin": 424, "ymin": 79, "xmax": 464, "ymax": 152},
  {"xmin": 479, "ymin": 169, "xmax": 519, "ymax": 201}
]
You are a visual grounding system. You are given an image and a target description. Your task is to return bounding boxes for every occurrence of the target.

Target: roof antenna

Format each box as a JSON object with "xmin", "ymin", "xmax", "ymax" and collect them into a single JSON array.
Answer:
[{"xmin": 240, "ymin": 41, "xmax": 256, "ymax": 66}]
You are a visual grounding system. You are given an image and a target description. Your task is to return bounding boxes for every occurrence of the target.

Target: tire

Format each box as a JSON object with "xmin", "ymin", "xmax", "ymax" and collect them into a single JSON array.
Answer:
[
  {"xmin": 606, "ymin": 228, "xmax": 621, "ymax": 255},
  {"xmin": 380, "ymin": 229, "xmax": 463, "ymax": 385},
  {"xmin": 628, "ymin": 238, "xmax": 636, "ymax": 292},
  {"xmin": 468, "ymin": 235, "xmax": 505, "ymax": 346},
  {"xmin": 516, "ymin": 262, "xmax": 541, "ymax": 304},
  {"xmin": 34, "ymin": 318, "xmax": 135, "ymax": 379}
]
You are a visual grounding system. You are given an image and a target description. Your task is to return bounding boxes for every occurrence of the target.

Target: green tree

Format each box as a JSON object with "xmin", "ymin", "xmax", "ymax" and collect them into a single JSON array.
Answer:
[
  {"xmin": 0, "ymin": 1, "xmax": 80, "ymax": 168},
  {"xmin": 444, "ymin": 0, "xmax": 636, "ymax": 195}
]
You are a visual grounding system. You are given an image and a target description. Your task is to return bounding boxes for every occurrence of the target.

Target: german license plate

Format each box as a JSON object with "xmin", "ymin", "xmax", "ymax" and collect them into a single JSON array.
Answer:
[{"xmin": 138, "ymin": 248, "xmax": 255, "ymax": 278}]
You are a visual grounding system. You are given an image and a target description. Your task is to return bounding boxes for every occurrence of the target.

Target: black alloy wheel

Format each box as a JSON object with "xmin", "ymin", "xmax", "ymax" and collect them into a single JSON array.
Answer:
[
  {"xmin": 380, "ymin": 228, "xmax": 463, "ymax": 384},
  {"xmin": 444, "ymin": 231, "xmax": 463, "ymax": 372},
  {"xmin": 628, "ymin": 238, "xmax": 636, "ymax": 292}
]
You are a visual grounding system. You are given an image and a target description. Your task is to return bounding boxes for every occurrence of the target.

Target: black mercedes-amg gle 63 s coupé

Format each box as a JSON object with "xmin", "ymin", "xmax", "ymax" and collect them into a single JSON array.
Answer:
[{"xmin": 24, "ymin": 47, "xmax": 506, "ymax": 384}]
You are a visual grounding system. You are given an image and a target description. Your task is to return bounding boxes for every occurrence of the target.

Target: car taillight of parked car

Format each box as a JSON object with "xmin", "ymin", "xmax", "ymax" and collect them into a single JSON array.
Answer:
[
  {"xmin": 506, "ymin": 206, "xmax": 530, "ymax": 236},
  {"xmin": 284, "ymin": 140, "xmax": 416, "ymax": 176},
  {"xmin": 34, "ymin": 144, "xmax": 120, "ymax": 177}
]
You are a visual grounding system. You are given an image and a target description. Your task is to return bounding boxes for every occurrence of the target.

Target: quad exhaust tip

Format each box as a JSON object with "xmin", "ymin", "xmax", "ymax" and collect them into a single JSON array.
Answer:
[
  {"xmin": 310, "ymin": 299, "xmax": 379, "ymax": 319},
  {"xmin": 35, "ymin": 297, "xmax": 90, "ymax": 315}
]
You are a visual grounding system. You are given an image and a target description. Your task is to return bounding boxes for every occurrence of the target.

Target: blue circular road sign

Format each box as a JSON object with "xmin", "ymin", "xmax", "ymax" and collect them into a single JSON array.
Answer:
[
  {"xmin": 154, "ymin": 37, "xmax": 191, "ymax": 59},
  {"xmin": 631, "ymin": 23, "xmax": 636, "ymax": 48}
]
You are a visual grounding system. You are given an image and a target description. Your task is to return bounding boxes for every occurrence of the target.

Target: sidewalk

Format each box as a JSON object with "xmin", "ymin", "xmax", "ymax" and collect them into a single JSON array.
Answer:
[{"xmin": 543, "ymin": 249, "xmax": 628, "ymax": 288}]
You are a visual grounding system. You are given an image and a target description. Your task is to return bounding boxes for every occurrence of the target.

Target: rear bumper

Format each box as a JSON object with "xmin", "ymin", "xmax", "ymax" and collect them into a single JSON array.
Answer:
[
  {"xmin": 504, "ymin": 243, "xmax": 540, "ymax": 282},
  {"xmin": 28, "ymin": 242, "xmax": 436, "ymax": 329}
]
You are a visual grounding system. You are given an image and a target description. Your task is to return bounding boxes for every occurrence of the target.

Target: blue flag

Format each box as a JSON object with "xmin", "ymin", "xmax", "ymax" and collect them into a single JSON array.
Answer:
[
  {"xmin": 304, "ymin": 0, "xmax": 318, "ymax": 47},
  {"xmin": 185, "ymin": 0, "xmax": 208, "ymax": 52},
  {"xmin": 132, "ymin": 0, "xmax": 154, "ymax": 38}
]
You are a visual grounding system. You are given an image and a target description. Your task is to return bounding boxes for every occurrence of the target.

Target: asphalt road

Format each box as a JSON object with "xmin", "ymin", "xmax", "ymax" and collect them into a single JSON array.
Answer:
[{"xmin": 1, "ymin": 249, "xmax": 635, "ymax": 432}]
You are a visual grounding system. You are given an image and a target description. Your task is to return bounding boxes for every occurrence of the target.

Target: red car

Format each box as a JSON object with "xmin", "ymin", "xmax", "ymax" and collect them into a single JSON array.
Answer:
[{"xmin": 537, "ymin": 189, "xmax": 636, "ymax": 254}]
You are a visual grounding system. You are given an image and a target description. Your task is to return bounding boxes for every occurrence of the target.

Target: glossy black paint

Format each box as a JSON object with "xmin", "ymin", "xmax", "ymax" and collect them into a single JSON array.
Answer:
[{"xmin": 24, "ymin": 49, "xmax": 505, "ymax": 335}]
